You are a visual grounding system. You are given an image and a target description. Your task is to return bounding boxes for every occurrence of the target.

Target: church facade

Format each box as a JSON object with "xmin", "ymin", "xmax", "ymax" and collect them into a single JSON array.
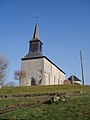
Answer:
[{"xmin": 20, "ymin": 21, "xmax": 65, "ymax": 86}]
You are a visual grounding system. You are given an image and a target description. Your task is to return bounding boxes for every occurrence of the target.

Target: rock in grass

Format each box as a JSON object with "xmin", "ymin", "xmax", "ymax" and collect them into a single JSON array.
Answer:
[{"xmin": 50, "ymin": 96, "xmax": 60, "ymax": 104}]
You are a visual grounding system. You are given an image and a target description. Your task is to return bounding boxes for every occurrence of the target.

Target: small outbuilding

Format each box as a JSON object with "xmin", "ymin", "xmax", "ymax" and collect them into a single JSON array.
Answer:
[{"xmin": 68, "ymin": 75, "xmax": 81, "ymax": 85}]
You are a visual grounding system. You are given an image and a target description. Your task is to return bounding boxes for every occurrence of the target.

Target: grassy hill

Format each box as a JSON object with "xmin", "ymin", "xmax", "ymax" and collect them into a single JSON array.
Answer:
[
  {"xmin": 0, "ymin": 85, "xmax": 90, "ymax": 95},
  {"xmin": 0, "ymin": 85, "xmax": 90, "ymax": 120}
]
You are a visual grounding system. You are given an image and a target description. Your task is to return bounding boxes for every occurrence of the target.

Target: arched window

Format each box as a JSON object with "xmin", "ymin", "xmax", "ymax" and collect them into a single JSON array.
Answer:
[{"xmin": 31, "ymin": 78, "xmax": 36, "ymax": 86}]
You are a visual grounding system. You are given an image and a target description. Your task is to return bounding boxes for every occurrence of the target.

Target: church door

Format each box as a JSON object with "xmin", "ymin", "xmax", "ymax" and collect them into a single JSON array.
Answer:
[{"xmin": 31, "ymin": 78, "xmax": 36, "ymax": 86}]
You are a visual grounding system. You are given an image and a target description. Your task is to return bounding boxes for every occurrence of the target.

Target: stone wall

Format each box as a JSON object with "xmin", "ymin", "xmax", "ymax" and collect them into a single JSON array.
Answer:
[
  {"xmin": 21, "ymin": 57, "xmax": 65, "ymax": 86},
  {"xmin": 43, "ymin": 58, "xmax": 65, "ymax": 85},
  {"xmin": 21, "ymin": 58, "xmax": 43, "ymax": 86}
]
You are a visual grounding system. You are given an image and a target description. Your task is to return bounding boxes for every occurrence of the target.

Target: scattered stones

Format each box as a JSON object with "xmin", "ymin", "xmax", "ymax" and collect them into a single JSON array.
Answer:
[
  {"xmin": 44, "ymin": 91, "xmax": 83, "ymax": 104},
  {"xmin": 51, "ymin": 96, "xmax": 60, "ymax": 103}
]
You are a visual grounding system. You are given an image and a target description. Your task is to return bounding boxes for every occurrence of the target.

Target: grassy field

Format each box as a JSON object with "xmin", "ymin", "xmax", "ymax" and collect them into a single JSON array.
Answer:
[
  {"xmin": 0, "ymin": 85, "xmax": 90, "ymax": 95},
  {"xmin": 0, "ymin": 85, "xmax": 90, "ymax": 120}
]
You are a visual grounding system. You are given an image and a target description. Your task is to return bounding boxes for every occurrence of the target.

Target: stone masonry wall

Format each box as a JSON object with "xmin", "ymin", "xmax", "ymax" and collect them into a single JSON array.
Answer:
[
  {"xmin": 20, "ymin": 57, "xmax": 65, "ymax": 86},
  {"xmin": 21, "ymin": 58, "xmax": 43, "ymax": 86},
  {"xmin": 43, "ymin": 58, "xmax": 65, "ymax": 85}
]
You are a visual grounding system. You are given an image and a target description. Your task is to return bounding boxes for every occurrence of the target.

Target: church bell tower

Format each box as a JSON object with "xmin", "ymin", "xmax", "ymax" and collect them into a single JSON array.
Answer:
[{"xmin": 22, "ymin": 20, "xmax": 43, "ymax": 59}]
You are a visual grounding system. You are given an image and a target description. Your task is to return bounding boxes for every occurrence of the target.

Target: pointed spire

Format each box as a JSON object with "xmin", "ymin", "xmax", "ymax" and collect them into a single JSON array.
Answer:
[{"xmin": 33, "ymin": 15, "xmax": 40, "ymax": 40}]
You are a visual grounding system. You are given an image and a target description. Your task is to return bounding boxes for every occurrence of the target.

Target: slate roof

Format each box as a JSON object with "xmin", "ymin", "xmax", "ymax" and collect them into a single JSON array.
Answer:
[
  {"xmin": 68, "ymin": 75, "xmax": 81, "ymax": 81},
  {"xmin": 32, "ymin": 21, "xmax": 40, "ymax": 40},
  {"xmin": 23, "ymin": 52, "xmax": 43, "ymax": 59}
]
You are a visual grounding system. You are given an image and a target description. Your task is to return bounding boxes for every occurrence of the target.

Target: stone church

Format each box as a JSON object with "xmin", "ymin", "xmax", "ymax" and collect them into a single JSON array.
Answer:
[{"xmin": 20, "ymin": 20, "xmax": 66, "ymax": 86}]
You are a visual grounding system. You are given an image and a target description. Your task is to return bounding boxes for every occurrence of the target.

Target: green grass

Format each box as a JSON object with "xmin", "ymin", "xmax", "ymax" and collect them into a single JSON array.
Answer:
[
  {"xmin": 0, "ymin": 85, "xmax": 90, "ymax": 120},
  {"xmin": 0, "ymin": 96, "xmax": 50, "ymax": 109},
  {"xmin": 0, "ymin": 85, "xmax": 90, "ymax": 95},
  {"xmin": 0, "ymin": 94, "xmax": 90, "ymax": 120},
  {"xmin": 0, "ymin": 97, "xmax": 32, "ymax": 108}
]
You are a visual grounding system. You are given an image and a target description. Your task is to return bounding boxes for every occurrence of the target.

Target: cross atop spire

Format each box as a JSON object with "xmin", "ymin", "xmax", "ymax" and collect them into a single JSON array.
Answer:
[{"xmin": 33, "ymin": 14, "xmax": 40, "ymax": 40}]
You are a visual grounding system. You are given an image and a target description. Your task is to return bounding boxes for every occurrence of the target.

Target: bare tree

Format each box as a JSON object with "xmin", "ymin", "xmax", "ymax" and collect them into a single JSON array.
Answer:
[
  {"xmin": 0, "ymin": 56, "xmax": 8, "ymax": 87},
  {"xmin": 14, "ymin": 70, "xmax": 26, "ymax": 85}
]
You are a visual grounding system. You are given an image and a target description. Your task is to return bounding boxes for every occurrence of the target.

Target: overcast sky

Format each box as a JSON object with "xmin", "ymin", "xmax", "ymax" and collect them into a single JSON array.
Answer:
[{"xmin": 0, "ymin": 0, "xmax": 90, "ymax": 85}]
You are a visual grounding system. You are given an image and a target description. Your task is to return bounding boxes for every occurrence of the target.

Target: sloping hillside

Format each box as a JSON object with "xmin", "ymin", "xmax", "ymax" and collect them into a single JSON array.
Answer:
[{"xmin": 0, "ymin": 85, "xmax": 90, "ymax": 120}]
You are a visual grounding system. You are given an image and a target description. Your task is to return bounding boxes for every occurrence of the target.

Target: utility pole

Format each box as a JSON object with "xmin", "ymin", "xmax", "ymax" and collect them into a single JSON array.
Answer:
[{"xmin": 80, "ymin": 50, "xmax": 84, "ymax": 85}]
